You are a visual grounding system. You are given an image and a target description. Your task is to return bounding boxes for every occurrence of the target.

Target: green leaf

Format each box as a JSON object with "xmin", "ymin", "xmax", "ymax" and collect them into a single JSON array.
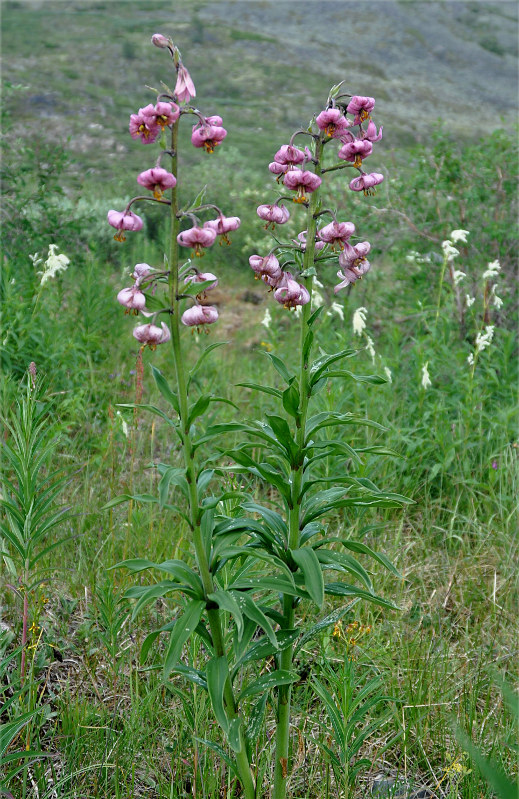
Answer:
[
  {"xmin": 163, "ymin": 601, "xmax": 205, "ymax": 677},
  {"xmin": 324, "ymin": 369, "xmax": 388, "ymax": 385},
  {"xmin": 170, "ymin": 665, "xmax": 207, "ymax": 690},
  {"xmin": 230, "ymin": 593, "xmax": 278, "ymax": 647},
  {"xmin": 265, "ymin": 414, "xmax": 298, "ymax": 459},
  {"xmin": 194, "ymin": 737, "xmax": 238, "ymax": 777},
  {"xmin": 188, "ymin": 341, "xmax": 228, "ymax": 390},
  {"xmin": 315, "ymin": 538, "xmax": 402, "ymax": 578},
  {"xmin": 241, "ymin": 502, "xmax": 288, "ymax": 544},
  {"xmin": 230, "ymin": 576, "xmax": 304, "ymax": 600},
  {"xmin": 116, "ymin": 403, "xmax": 178, "ymax": 427},
  {"xmin": 197, "ymin": 469, "xmax": 214, "ymax": 493},
  {"xmin": 157, "ymin": 466, "xmax": 189, "ymax": 507},
  {"xmin": 187, "ymin": 184, "xmax": 207, "ymax": 210},
  {"xmin": 315, "ymin": 549, "xmax": 373, "ymax": 590},
  {"xmin": 263, "ymin": 351, "xmax": 294, "ymax": 383},
  {"xmin": 151, "ymin": 366, "xmax": 180, "ymax": 413},
  {"xmin": 291, "ymin": 547, "xmax": 324, "ymax": 607},
  {"xmin": 295, "ymin": 600, "xmax": 360, "ymax": 653},
  {"xmin": 206, "ymin": 656, "xmax": 230, "ymax": 732},
  {"xmin": 233, "ymin": 630, "xmax": 299, "ymax": 675},
  {"xmin": 310, "ymin": 348, "xmax": 357, "ymax": 384},
  {"xmin": 237, "ymin": 382, "xmax": 283, "ymax": 399},
  {"xmin": 207, "ymin": 590, "xmax": 244, "ymax": 639},
  {"xmin": 227, "ymin": 718, "xmax": 243, "ymax": 753},
  {"xmin": 246, "ymin": 694, "xmax": 268, "ymax": 750},
  {"xmin": 238, "ymin": 670, "xmax": 299, "ymax": 701},
  {"xmin": 187, "ymin": 394, "xmax": 211, "ymax": 427},
  {"xmin": 282, "ymin": 382, "xmax": 300, "ymax": 420},
  {"xmin": 324, "ymin": 583, "xmax": 398, "ymax": 610},
  {"xmin": 311, "ymin": 677, "xmax": 345, "ymax": 750}
]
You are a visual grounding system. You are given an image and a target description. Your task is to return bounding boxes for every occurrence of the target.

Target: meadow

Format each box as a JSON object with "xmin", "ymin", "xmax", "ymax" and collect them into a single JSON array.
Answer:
[{"xmin": 1, "ymin": 2, "xmax": 518, "ymax": 798}]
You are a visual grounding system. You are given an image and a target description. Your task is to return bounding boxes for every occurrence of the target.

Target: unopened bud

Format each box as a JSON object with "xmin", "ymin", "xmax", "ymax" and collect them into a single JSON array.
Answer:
[{"xmin": 151, "ymin": 33, "xmax": 171, "ymax": 49}]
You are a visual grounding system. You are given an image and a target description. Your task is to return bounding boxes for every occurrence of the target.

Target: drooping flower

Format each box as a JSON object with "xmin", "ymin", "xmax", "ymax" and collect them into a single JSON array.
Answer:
[
  {"xmin": 191, "ymin": 119, "xmax": 227, "ymax": 153},
  {"xmin": 273, "ymin": 272, "xmax": 310, "ymax": 309},
  {"xmin": 466, "ymin": 295, "xmax": 476, "ymax": 308},
  {"xmin": 475, "ymin": 325, "xmax": 495, "ymax": 352},
  {"xmin": 151, "ymin": 33, "xmax": 171, "ymax": 49},
  {"xmin": 334, "ymin": 244, "xmax": 371, "ymax": 293},
  {"xmin": 283, "ymin": 169, "xmax": 322, "ymax": 203},
  {"xmin": 349, "ymin": 172, "xmax": 384, "ymax": 195},
  {"xmin": 107, "ymin": 209, "xmax": 144, "ymax": 241},
  {"xmin": 132, "ymin": 263, "xmax": 154, "ymax": 285},
  {"xmin": 362, "ymin": 120, "xmax": 383, "ymax": 142},
  {"xmin": 202, "ymin": 214, "xmax": 241, "ymax": 244},
  {"xmin": 117, "ymin": 286, "xmax": 146, "ymax": 313},
  {"xmin": 318, "ymin": 220, "xmax": 355, "ymax": 250},
  {"xmin": 177, "ymin": 225, "xmax": 217, "ymax": 256},
  {"xmin": 137, "ymin": 167, "xmax": 177, "ymax": 199},
  {"xmin": 249, "ymin": 254, "xmax": 283, "ymax": 284},
  {"xmin": 346, "ymin": 95, "xmax": 376, "ymax": 124},
  {"xmin": 181, "ymin": 304, "xmax": 218, "ymax": 328},
  {"xmin": 293, "ymin": 231, "xmax": 325, "ymax": 252},
  {"xmin": 184, "ymin": 271, "xmax": 219, "ymax": 296},
  {"xmin": 143, "ymin": 101, "xmax": 180, "ymax": 130},
  {"xmin": 315, "ymin": 108, "xmax": 350, "ymax": 138},
  {"xmin": 329, "ymin": 301, "xmax": 344, "ymax": 321},
  {"xmin": 129, "ymin": 109, "xmax": 159, "ymax": 144},
  {"xmin": 256, "ymin": 203, "xmax": 290, "ymax": 228},
  {"xmin": 133, "ymin": 321, "xmax": 171, "ymax": 348},
  {"xmin": 452, "ymin": 270, "xmax": 466, "ymax": 285},
  {"xmin": 338, "ymin": 133, "xmax": 373, "ymax": 167},
  {"xmin": 174, "ymin": 63, "xmax": 196, "ymax": 103},
  {"xmin": 273, "ymin": 144, "xmax": 306, "ymax": 167}
]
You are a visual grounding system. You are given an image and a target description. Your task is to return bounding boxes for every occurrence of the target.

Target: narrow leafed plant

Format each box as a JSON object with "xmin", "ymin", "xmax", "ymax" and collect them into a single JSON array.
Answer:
[{"xmin": 106, "ymin": 37, "xmax": 411, "ymax": 798}]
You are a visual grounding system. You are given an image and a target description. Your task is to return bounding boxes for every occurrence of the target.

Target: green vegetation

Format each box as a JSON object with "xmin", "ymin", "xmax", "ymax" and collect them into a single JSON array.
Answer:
[{"xmin": 1, "ymin": 2, "xmax": 517, "ymax": 797}]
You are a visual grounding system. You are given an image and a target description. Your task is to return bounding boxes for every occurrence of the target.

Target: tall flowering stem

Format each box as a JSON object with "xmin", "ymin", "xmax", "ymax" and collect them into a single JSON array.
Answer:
[{"xmin": 274, "ymin": 137, "xmax": 323, "ymax": 795}]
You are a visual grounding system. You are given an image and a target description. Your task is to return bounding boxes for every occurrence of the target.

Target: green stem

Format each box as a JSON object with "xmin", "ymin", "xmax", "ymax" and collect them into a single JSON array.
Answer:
[
  {"xmin": 434, "ymin": 253, "xmax": 449, "ymax": 326},
  {"xmin": 273, "ymin": 137, "xmax": 323, "ymax": 799},
  {"xmin": 167, "ymin": 122, "xmax": 255, "ymax": 799}
]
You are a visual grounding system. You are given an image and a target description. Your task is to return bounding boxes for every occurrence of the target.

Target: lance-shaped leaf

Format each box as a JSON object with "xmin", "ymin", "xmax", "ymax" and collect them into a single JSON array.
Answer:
[
  {"xmin": 314, "ymin": 538, "xmax": 402, "ymax": 578},
  {"xmin": 238, "ymin": 670, "xmax": 299, "ymax": 701},
  {"xmin": 305, "ymin": 411, "xmax": 385, "ymax": 438},
  {"xmin": 240, "ymin": 502, "xmax": 288, "ymax": 545},
  {"xmin": 116, "ymin": 403, "xmax": 178, "ymax": 428},
  {"xmin": 157, "ymin": 465, "xmax": 189, "ymax": 507},
  {"xmin": 187, "ymin": 394, "xmax": 211, "ymax": 427},
  {"xmin": 151, "ymin": 365, "xmax": 180, "ymax": 413},
  {"xmin": 263, "ymin": 351, "xmax": 294, "ymax": 383},
  {"xmin": 206, "ymin": 656, "xmax": 231, "ymax": 733},
  {"xmin": 324, "ymin": 369, "xmax": 388, "ymax": 384},
  {"xmin": 164, "ymin": 600, "xmax": 205, "ymax": 677},
  {"xmin": 230, "ymin": 592, "xmax": 278, "ymax": 647},
  {"xmin": 246, "ymin": 693, "xmax": 268, "ymax": 752},
  {"xmin": 197, "ymin": 469, "xmax": 214, "ymax": 493},
  {"xmin": 229, "ymin": 575, "xmax": 304, "ymax": 600},
  {"xmin": 295, "ymin": 600, "xmax": 360, "ymax": 653},
  {"xmin": 170, "ymin": 664, "xmax": 207, "ymax": 690},
  {"xmin": 207, "ymin": 589, "xmax": 244, "ymax": 639},
  {"xmin": 282, "ymin": 381, "xmax": 300, "ymax": 420},
  {"xmin": 236, "ymin": 382, "xmax": 282, "ymax": 399},
  {"xmin": 194, "ymin": 737, "xmax": 238, "ymax": 777},
  {"xmin": 188, "ymin": 341, "xmax": 228, "ymax": 390},
  {"xmin": 233, "ymin": 629, "xmax": 299, "ymax": 676},
  {"xmin": 291, "ymin": 547, "xmax": 324, "ymax": 607},
  {"xmin": 309, "ymin": 348, "xmax": 357, "ymax": 384},
  {"xmin": 315, "ymin": 549, "xmax": 373, "ymax": 591},
  {"xmin": 324, "ymin": 583, "xmax": 398, "ymax": 610}
]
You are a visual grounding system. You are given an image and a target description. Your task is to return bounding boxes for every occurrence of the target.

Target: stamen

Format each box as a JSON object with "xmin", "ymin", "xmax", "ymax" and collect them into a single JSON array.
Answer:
[
  {"xmin": 114, "ymin": 231, "xmax": 126, "ymax": 242},
  {"xmin": 153, "ymin": 187, "xmax": 164, "ymax": 200},
  {"xmin": 353, "ymin": 155, "xmax": 363, "ymax": 168}
]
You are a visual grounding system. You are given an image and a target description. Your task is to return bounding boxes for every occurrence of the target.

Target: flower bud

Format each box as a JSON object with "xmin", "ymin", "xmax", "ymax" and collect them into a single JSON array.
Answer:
[{"xmin": 151, "ymin": 33, "xmax": 170, "ymax": 49}]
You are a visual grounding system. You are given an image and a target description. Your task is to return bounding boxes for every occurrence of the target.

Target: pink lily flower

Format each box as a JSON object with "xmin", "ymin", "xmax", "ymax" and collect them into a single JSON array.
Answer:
[
  {"xmin": 318, "ymin": 221, "xmax": 356, "ymax": 250},
  {"xmin": 346, "ymin": 95, "xmax": 376, "ymax": 125},
  {"xmin": 274, "ymin": 272, "xmax": 310, "ymax": 309},
  {"xmin": 338, "ymin": 134, "xmax": 373, "ymax": 167},
  {"xmin": 133, "ymin": 321, "xmax": 171, "ymax": 348},
  {"xmin": 132, "ymin": 263, "xmax": 154, "ymax": 285},
  {"xmin": 203, "ymin": 215, "xmax": 241, "ymax": 244},
  {"xmin": 177, "ymin": 225, "xmax": 217, "ymax": 256},
  {"xmin": 363, "ymin": 120, "xmax": 383, "ymax": 142},
  {"xmin": 117, "ymin": 286, "xmax": 146, "ymax": 313},
  {"xmin": 293, "ymin": 231, "xmax": 325, "ymax": 252},
  {"xmin": 184, "ymin": 272, "xmax": 219, "ymax": 295},
  {"xmin": 256, "ymin": 203, "xmax": 290, "ymax": 229},
  {"xmin": 283, "ymin": 169, "xmax": 322, "ymax": 203},
  {"xmin": 349, "ymin": 172, "xmax": 384, "ymax": 195},
  {"xmin": 142, "ymin": 101, "xmax": 180, "ymax": 130},
  {"xmin": 273, "ymin": 144, "xmax": 306, "ymax": 166},
  {"xmin": 316, "ymin": 108, "xmax": 351, "ymax": 138},
  {"xmin": 181, "ymin": 304, "xmax": 219, "ymax": 328},
  {"xmin": 129, "ymin": 109, "xmax": 159, "ymax": 144},
  {"xmin": 107, "ymin": 209, "xmax": 144, "ymax": 241},
  {"xmin": 334, "ymin": 241, "xmax": 371, "ymax": 292},
  {"xmin": 249, "ymin": 254, "xmax": 283, "ymax": 284},
  {"xmin": 137, "ymin": 167, "xmax": 177, "ymax": 199},
  {"xmin": 191, "ymin": 121, "xmax": 227, "ymax": 153},
  {"xmin": 151, "ymin": 33, "xmax": 171, "ymax": 49},
  {"xmin": 175, "ymin": 63, "xmax": 196, "ymax": 103}
]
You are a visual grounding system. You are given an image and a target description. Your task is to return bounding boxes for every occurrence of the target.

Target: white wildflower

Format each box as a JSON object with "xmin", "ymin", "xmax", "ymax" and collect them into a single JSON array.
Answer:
[
  {"xmin": 313, "ymin": 277, "xmax": 324, "ymax": 289},
  {"xmin": 452, "ymin": 270, "xmax": 466, "ymax": 285},
  {"xmin": 450, "ymin": 229, "xmax": 469, "ymax": 243},
  {"xmin": 116, "ymin": 411, "xmax": 129, "ymax": 439},
  {"xmin": 475, "ymin": 325, "xmax": 494, "ymax": 353},
  {"xmin": 294, "ymin": 305, "xmax": 303, "ymax": 317},
  {"xmin": 38, "ymin": 244, "xmax": 70, "ymax": 285},
  {"xmin": 493, "ymin": 293, "xmax": 503, "ymax": 309},
  {"xmin": 384, "ymin": 367, "xmax": 392, "ymax": 383},
  {"xmin": 261, "ymin": 308, "xmax": 271, "ymax": 329},
  {"xmin": 352, "ymin": 306, "xmax": 368, "ymax": 336},
  {"xmin": 329, "ymin": 302, "xmax": 344, "ymax": 321},
  {"xmin": 312, "ymin": 289, "xmax": 324, "ymax": 308},
  {"xmin": 482, "ymin": 260, "xmax": 500, "ymax": 280},
  {"xmin": 29, "ymin": 252, "xmax": 43, "ymax": 268},
  {"xmin": 465, "ymin": 295, "xmax": 476, "ymax": 308},
  {"xmin": 467, "ymin": 353, "xmax": 474, "ymax": 366},
  {"xmin": 441, "ymin": 240, "xmax": 459, "ymax": 260},
  {"xmin": 365, "ymin": 335, "xmax": 376, "ymax": 364},
  {"xmin": 421, "ymin": 362, "xmax": 432, "ymax": 390}
]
